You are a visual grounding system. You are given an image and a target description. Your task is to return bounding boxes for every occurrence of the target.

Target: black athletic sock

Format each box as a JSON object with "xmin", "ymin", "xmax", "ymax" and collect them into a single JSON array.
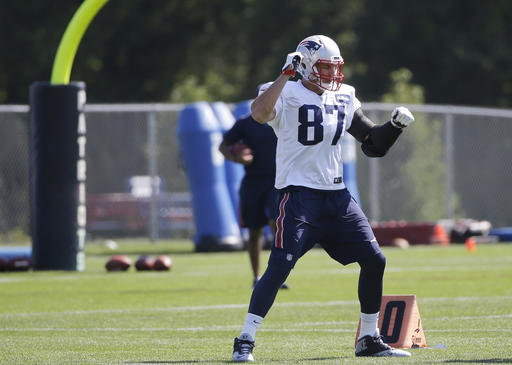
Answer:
[{"xmin": 358, "ymin": 252, "xmax": 386, "ymax": 313}]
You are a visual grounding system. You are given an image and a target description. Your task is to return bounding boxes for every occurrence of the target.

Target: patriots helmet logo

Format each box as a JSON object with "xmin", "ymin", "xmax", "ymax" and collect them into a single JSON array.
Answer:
[{"xmin": 299, "ymin": 40, "xmax": 322, "ymax": 53}]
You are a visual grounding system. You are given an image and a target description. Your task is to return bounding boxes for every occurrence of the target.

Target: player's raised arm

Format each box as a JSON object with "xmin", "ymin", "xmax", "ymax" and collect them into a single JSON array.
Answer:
[
  {"xmin": 251, "ymin": 52, "xmax": 303, "ymax": 124},
  {"xmin": 347, "ymin": 106, "xmax": 415, "ymax": 157}
]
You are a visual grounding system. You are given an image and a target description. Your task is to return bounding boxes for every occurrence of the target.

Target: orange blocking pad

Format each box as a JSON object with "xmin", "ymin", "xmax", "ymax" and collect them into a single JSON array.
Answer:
[
  {"xmin": 355, "ymin": 295, "xmax": 426, "ymax": 348},
  {"xmin": 371, "ymin": 221, "xmax": 450, "ymax": 246}
]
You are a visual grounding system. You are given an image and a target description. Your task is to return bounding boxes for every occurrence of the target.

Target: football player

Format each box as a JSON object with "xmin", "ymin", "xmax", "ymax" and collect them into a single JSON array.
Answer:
[
  {"xmin": 219, "ymin": 110, "xmax": 289, "ymax": 290},
  {"xmin": 232, "ymin": 35, "xmax": 414, "ymax": 362}
]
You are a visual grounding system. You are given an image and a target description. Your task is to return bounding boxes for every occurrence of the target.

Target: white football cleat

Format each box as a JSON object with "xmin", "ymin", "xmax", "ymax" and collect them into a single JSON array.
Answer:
[{"xmin": 232, "ymin": 333, "xmax": 255, "ymax": 362}]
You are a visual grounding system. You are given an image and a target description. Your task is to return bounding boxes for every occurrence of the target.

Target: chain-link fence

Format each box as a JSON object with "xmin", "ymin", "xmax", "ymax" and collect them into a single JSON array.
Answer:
[
  {"xmin": 0, "ymin": 106, "xmax": 30, "ymax": 241},
  {"xmin": 1, "ymin": 102, "xmax": 511, "ymax": 242},
  {"xmin": 358, "ymin": 104, "xmax": 512, "ymax": 228}
]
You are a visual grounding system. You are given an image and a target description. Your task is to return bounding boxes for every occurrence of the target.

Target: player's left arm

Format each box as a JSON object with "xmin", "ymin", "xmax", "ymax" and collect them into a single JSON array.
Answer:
[{"xmin": 347, "ymin": 106, "xmax": 415, "ymax": 157}]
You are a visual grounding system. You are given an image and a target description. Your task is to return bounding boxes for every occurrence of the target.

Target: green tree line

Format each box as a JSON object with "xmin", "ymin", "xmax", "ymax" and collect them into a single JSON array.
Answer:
[
  {"xmin": 2, "ymin": 0, "xmax": 512, "ymax": 239},
  {"xmin": 1, "ymin": 0, "xmax": 511, "ymax": 106}
]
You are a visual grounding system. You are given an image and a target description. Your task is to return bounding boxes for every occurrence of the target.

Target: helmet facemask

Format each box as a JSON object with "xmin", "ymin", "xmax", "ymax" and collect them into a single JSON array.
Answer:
[{"xmin": 309, "ymin": 58, "xmax": 344, "ymax": 92}]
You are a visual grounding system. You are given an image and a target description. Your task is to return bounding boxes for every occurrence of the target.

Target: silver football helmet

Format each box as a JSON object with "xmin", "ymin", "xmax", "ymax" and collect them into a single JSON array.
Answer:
[{"xmin": 296, "ymin": 35, "xmax": 344, "ymax": 91}]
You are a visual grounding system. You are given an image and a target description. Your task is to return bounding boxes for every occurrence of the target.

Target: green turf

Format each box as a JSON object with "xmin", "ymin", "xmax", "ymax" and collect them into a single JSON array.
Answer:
[{"xmin": 1, "ymin": 240, "xmax": 511, "ymax": 364}]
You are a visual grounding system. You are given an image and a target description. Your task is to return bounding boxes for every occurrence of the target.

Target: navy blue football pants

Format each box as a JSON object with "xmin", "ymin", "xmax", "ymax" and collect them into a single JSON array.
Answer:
[{"xmin": 248, "ymin": 187, "xmax": 385, "ymax": 317}]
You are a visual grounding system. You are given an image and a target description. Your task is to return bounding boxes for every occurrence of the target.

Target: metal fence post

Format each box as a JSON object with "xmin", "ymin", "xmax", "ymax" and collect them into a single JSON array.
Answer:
[
  {"xmin": 444, "ymin": 113, "xmax": 454, "ymax": 219},
  {"xmin": 148, "ymin": 110, "xmax": 159, "ymax": 242},
  {"xmin": 368, "ymin": 111, "xmax": 381, "ymax": 221}
]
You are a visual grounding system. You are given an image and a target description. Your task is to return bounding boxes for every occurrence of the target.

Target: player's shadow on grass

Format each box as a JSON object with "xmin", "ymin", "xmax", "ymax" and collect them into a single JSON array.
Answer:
[
  {"xmin": 263, "ymin": 357, "xmax": 346, "ymax": 363},
  {"xmin": 287, "ymin": 357, "xmax": 345, "ymax": 362},
  {"xmin": 126, "ymin": 361, "xmax": 223, "ymax": 364},
  {"xmin": 126, "ymin": 357, "xmax": 344, "ymax": 364},
  {"xmin": 444, "ymin": 359, "xmax": 512, "ymax": 364},
  {"xmin": 126, "ymin": 361, "xmax": 235, "ymax": 364}
]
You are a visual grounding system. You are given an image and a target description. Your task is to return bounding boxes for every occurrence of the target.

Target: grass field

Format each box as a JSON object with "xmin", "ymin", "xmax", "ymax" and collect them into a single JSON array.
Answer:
[{"xmin": 1, "ymin": 240, "xmax": 511, "ymax": 364}]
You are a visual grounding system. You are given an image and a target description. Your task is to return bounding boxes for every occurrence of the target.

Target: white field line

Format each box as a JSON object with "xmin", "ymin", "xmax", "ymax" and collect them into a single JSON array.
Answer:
[
  {"xmin": 421, "ymin": 296, "xmax": 512, "ymax": 303},
  {"xmin": 0, "ymin": 261, "xmax": 510, "ymax": 283},
  {"xmin": 259, "ymin": 328, "xmax": 512, "ymax": 333},
  {"xmin": 431, "ymin": 313, "xmax": 512, "ymax": 321},
  {"xmin": 297, "ymin": 264, "xmax": 512, "ymax": 276},
  {"xmin": 1, "ymin": 296, "xmax": 512, "ymax": 319},
  {"xmin": 1, "ymin": 314, "xmax": 511, "ymax": 333},
  {"xmin": 0, "ymin": 301, "xmax": 356, "ymax": 318},
  {"xmin": 0, "ymin": 326, "xmax": 511, "ymax": 333}
]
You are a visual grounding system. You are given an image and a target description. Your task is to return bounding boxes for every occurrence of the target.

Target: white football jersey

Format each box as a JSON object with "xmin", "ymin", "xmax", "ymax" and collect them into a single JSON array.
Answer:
[{"xmin": 262, "ymin": 80, "xmax": 361, "ymax": 190}]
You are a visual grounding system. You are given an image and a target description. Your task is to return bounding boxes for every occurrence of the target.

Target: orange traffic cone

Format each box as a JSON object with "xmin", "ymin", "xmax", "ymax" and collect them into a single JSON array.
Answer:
[
  {"xmin": 433, "ymin": 224, "xmax": 450, "ymax": 245},
  {"xmin": 465, "ymin": 237, "xmax": 477, "ymax": 252}
]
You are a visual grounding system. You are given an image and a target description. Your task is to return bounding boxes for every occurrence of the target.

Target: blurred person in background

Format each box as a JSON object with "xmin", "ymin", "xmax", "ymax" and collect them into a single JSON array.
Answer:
[{"xmin": 219, "ymin": 107, "xmax": 289, "ymax": 290}]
